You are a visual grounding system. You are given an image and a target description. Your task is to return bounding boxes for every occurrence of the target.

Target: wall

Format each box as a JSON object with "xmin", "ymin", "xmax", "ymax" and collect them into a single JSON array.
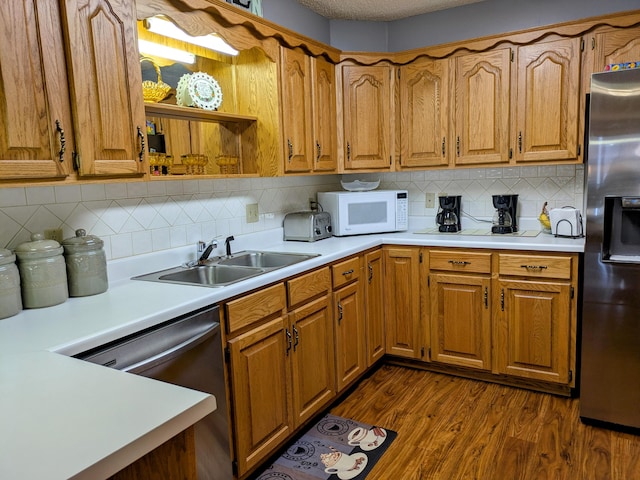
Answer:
[
  {"xmin": 0, "ymin": 166, "xmax": 583, "ymax": 260},
  {"xmin": 0, "ymin": 176, "xmax": 340, "ymax": 260},
  {"xmin": 262, "ymin": 0, "xmax": 639, "ymax": 51}
]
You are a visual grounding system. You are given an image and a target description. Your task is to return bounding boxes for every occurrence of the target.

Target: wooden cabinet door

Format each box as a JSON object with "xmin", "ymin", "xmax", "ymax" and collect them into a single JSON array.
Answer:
[
  {"xmin": 454, "ymin": 49, "xmax": 511, "ymax": 166},
  {"xmin": 430, "ymin": 273, "xmax": 491, "ymax": 370},
  {"xmin": 399, "ymin": 58, "xmax": 450, "ymax": 168},
  {"xmin": 289, "ymin": 295, "xmax": 335, "ymax": 427},
  {"xmin": 0, "ymin": 1, "xmax": 73, "ymax": 180},
  {"xmin": 364, "ymin": 249, "xmax": 385, "ymax": 366},
  {"xmin": 228, "ymin": 317, "xmax": 292, "ymax": 476},
  {"xmin": 280, "ymin": 47, "xmax": 313, "ymax": 172},
  {"xmin": 60, "ymin": 0, "xmax": 146, "ymax": 177},
  {"xmin": 312, "ymin": 56, "xmax": 337, "ymax": 172},
  {"xmin": 384, "ymin": 247, "xmax": 421, "ymax": 359},
  {"xmin": 342, "ymin": 64, "xmax": 391, "ymax": 170},
  {"xmin": 496, "ymin": 279, "xmax": 571, "ymax": 384},
  {"xmin": 592, "ymin": 26, "xmax": 640, "ymax": 74},
  {"xmin": 514, "ymin": 38, "xmax": 581, "ymax": 163},
  {"xmin": 334, "ymin": 281, "xmax": 366, "ymax": 391}
]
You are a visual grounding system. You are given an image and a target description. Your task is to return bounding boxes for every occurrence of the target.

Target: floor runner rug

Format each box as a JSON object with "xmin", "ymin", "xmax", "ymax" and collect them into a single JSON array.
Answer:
[{"xmin": 254, "ymin": 414, "xmax": 397, "ymax": 480}]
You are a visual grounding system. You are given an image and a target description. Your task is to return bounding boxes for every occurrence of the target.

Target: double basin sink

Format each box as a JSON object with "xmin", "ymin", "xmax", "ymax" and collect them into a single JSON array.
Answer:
[{"xmin": 132, "ymin": 251, "xmax": 319, "ymax": 287}]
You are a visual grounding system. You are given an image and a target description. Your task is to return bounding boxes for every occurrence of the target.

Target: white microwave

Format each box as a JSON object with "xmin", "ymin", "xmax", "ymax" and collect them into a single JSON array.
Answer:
[{"xmin": 317, "ymin": 190, "xmax": 409, "ymax": 236}]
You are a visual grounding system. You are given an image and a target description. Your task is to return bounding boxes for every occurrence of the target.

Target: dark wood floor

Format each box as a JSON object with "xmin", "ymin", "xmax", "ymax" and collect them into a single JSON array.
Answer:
[{"xmin": 329, "ymin": 365, "xmax": 640, "ymax": 480}]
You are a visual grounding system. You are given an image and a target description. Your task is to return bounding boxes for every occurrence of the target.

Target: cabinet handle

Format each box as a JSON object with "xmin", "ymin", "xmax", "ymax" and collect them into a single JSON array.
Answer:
[
  {"xmin": 518, "ymin": 131, "xmax": 523, "ymax": 154},
  {"xmin": 456, "ymin": 136, "xmax": 460, "ymax": 157},
  {"xmin": 293, "ymin": 325, "xmax": 299, "ymax": 351},
  {"xmin": 137, "ymin": 126, "xmax": 145, "ymax": 162},
  {"xmin": 342, "ymin": 269, "xmax": 354, "ymax": 276},
  {"xmin": 347, "ymin": 142, "xmax": 351, "ymax": 161},
  {"xmin": 520, "ymin": 264, "xmax": 548, "ymax": 270},
  {"xmin": 368, "ymin": 263, "xmax": 373, "ymax": 284},
  {"xmin": 287, "ymin": 139, "xmax": 293, "ymax": 162},
  {"xmin": 55, "ymin": 120, "xmax": 66, "ymax": 163},
  {"xmin": 501, "ymin": 289, "xmax": 505, "ymax": 311},
  {"xmin": 484, "ymin": 287, "xmax": 488, "ymax": 309},
  {"xmin": 442, "ymin": 137, "xmax": 446, "ymax": 157},
  {"xmin": 285, "ymin": 329, "xmax": 292, "ymax": 355},
  {"xmin": 337, "ymin": 301, "xmax": 343, "ymax": 324},
  {"xmin": 448, "ymin": 260, "xmax": 471, "ymax": 266},
  {"xmin": 316, "ymin": 141, "xmax": 321, "ymax": 161}
]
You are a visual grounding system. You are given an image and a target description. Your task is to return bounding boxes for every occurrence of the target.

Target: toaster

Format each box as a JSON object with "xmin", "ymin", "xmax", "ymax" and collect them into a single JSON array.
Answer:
[
  {"xmin": 283, "ymin": 211, "xmax": 332, "ymax": 242},
  {"xmin": 549, "ymin": 206, "xmax": 584, "ymax": 238}
]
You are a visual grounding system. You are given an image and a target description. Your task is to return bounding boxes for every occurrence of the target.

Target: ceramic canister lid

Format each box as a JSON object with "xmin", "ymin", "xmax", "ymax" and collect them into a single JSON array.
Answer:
[
  {"xmin": 15, "ymin": 233, "xmax": 64, "ymax": 259},
  {"xmin": 62, "ymin": 229, "xmax": 104, "ymax": 253},
  {"xmin": 0, "ymin": 248, "xmax": 16, "ymax": 266}
]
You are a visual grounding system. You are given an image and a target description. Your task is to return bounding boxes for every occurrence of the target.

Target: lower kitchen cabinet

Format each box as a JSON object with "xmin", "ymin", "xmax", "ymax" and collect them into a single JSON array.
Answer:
[
  {"xmin": 429, "ymin": 249, "xmax": 492, "ymax": 371},
  {"xmin": 494, "ymin": 253, "xmax": 577, "ymax": 386},
  {"xmin": 332, "ymin": 256, "xmax": 367, "ymax": 391},
  {"xmin": 364, "ymin": 249, "xmax": 385, "ymax": 366},
  {"xmin": 226, "ymin": 268, "xmax": 334, "ymax": 477},
  {"xmin": 383, "ymin": 246, "xmax": 422, "ymax": 359}
]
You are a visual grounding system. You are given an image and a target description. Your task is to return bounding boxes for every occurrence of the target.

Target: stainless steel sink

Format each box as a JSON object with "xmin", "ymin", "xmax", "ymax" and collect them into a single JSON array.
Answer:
[
  {"xmin": 132, "ymin": 251, "xmax": 319, "ymax": 287},
  {"xmin": 132, "ymin": 264, "xmax": 266, "ymax": 287},
  {"xmin": 216, "ymin": 251, "xmax": 318, "ymax": 269}
]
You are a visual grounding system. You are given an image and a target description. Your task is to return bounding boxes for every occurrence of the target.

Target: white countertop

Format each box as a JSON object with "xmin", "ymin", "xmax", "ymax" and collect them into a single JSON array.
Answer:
[{"xmin": 0, "ymin": 226, "xmax": 583, "ymax": 479}]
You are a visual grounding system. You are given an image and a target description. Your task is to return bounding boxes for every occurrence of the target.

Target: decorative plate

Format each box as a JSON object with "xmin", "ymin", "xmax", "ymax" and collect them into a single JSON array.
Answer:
[
  {"xmin": 187, "ymin": 72, "xmax": 223, "ymax": 110},
  {"xmin": 176, "ymin": 73, "xmax": 193, "ymax": 107}
]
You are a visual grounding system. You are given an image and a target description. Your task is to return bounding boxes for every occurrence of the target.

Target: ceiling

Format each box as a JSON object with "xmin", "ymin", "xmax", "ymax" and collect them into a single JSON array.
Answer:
[{"xmin": 294, "ymin": 0, "xmax": 489, "ymax": 21}]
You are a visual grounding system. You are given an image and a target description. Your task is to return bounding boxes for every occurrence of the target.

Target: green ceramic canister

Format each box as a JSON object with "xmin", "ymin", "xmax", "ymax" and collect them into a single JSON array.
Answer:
[
  {"xmin": 62, "ymin": 229, "xmax": 108, "ymax": 297},
  {"xmin": 0, "ymin": 248, "xmax": 22, "ymax": 319},
  {"xmin": 15, "ymin": 233, "xmax": 68, "ymax": 308}
]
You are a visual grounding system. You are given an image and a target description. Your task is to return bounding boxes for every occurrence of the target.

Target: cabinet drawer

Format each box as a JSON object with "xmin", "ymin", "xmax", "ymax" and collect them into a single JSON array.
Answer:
[
  {"xmin": 429, "ymin": 250, "xmax": 492, "ymax": 274},
  {"xmin": 226, "ymin": 283, "xmax": 286, "ymax": 334},
  {"xmin": 332, "ymin": 256, "xmax": 361, "ymax": 289},
  {"xmin": 287, "ymin": 267, "xmax": 331, "ymax": 307},
  {"xmin": 499, "ymin": 254, "xmax": 573, "ymax": 280}
]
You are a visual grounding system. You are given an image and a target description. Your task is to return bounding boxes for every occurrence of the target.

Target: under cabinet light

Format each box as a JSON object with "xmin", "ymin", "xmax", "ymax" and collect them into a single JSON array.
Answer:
[
  {"xmin": 144, "ymin": 16, "xmax": 239, "ymax": 56},
  {"xmin": 138, "ymin": 39, "xmax": 196, "ymax": 64}
]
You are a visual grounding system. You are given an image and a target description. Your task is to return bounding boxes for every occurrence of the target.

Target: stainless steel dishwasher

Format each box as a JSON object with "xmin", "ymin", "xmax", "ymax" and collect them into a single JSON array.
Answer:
[{"xmin": 75, "ymin": 305, "xmax": 232, "ymax": 480}]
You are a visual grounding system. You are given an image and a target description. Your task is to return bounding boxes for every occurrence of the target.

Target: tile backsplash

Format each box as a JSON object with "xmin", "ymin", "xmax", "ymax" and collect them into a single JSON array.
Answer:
[{"xmin": 0, "ymin": 164, "xmax": 583, "ymax": 260}]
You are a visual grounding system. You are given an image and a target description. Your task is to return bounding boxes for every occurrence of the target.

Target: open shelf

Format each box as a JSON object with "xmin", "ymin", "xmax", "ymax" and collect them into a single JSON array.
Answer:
[{"xmin": 144, "ymin": 103, "xmax": 257, "ymax": 124}]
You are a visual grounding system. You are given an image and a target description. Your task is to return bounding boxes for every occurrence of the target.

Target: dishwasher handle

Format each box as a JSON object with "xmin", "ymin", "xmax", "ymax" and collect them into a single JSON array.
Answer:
[{"xmin": 123, "ymin": 322, "xmax": 219, "ymax": 375}]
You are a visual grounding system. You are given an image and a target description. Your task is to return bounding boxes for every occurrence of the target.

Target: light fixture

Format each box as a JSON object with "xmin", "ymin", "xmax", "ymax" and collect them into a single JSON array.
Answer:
[
  {"xmin": 138, "ymin": 39, "xmax": 195, "ymax": 64},
  {"xmin": 144, "ymin": 16, "xmax": 239, "ymax": 56}
]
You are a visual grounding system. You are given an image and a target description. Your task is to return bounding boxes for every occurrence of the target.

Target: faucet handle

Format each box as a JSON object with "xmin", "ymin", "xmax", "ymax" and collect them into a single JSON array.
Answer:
[{"xmin": 197, "ymin": 240, "xmax": 207, "ymax": 255}]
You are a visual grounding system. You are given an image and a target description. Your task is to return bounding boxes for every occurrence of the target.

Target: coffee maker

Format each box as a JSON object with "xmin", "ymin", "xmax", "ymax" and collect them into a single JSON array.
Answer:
[
  {"xmin": 436, "ymin": 195, "xmax": 462, "ymax": 232},
  {"xmin": 491, "ymin": 194, "xmax": 518, "ymax": 234}
]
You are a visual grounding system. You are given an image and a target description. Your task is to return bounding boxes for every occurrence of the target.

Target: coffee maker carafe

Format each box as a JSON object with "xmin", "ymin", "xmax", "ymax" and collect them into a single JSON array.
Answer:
[
  {"xmin": 491, "ymin": 194, "xmax": 518, "ymax": 234},
  {"xmin": 436, "ymin": 195, "xmax": 462, "ymax": 232}
]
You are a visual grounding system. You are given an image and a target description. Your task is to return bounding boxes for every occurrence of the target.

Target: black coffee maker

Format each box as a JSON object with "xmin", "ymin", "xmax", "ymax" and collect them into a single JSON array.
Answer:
[
  {"xmin": 491, "ymin": 194, "xmax": 518, "ymax": 234},
  {"xmin": 436, "ymin": 195, "xmax": 462, "ymax": 232}
]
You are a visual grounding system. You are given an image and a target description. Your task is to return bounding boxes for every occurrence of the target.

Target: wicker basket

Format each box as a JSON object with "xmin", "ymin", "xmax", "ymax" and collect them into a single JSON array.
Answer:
[{"xmin": 140, "ymin": 57, "xmax": 171, "ymax": 103}]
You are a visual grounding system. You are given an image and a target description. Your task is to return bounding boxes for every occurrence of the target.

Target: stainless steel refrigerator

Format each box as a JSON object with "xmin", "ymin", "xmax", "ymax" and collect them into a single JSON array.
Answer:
[{"xmin": 581, "ymin": 68, "xmax": 640, "ymax": 430}]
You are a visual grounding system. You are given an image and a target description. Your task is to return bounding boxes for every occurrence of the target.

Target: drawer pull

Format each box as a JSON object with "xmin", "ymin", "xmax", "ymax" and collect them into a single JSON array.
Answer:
[
  {"xmin": 520, "ymin": 265, "xmax": 548, "ymax": 270},
  {"xmin": 448, "ymin": 260, "xmax": 471, "ymax": 266},
  {"xmin": 342, "ymin": 269, "xmax": 354, "ymax": 276}
]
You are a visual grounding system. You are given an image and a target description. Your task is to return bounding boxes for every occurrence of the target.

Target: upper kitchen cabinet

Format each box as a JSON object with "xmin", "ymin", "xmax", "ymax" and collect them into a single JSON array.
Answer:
[
  {"xmin": 339, "ymin": 63, "xmax": 394, "ymax": 171},
  {"xmin": 512, "ymin": 38, "xmax": 581, "ymax": 163},
  {"xmin": 60, "ymin": 0, "xmax": 147, "ymax": 177},
  {"xmin": 280, "ymin": 47, "xmax": 337, "ymax": 174},
  {"xmin": 453, "ymin": 49, "xmax": 511, "ymax": 166},
  {"xmin": 398, "ymin": 58, "xmax": 450, "ymax": 169},
  {"xmin": 0, "ymin": 1, "xmax": 74, "ymax": 182},
  {"xmin": 590, "ymin": 25, "xmax": 640, "ymax": 77}
]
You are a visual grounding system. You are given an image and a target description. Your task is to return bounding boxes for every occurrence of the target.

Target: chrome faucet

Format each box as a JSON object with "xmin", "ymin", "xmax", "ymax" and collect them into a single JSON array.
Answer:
[
  {"xmin": 225, "ymin": 235, "xmax": 235, "ymax": 257},
  {"xmin": 185, "ymin": 239, "xmax": 218, "ymax": 267}
]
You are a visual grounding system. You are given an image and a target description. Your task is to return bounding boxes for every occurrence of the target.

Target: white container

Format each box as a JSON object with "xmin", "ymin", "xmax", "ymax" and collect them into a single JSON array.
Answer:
[
  {"xmin": 15, "ymin": 233, "xmax": 68, "ymax": 308},
  {"xmin": 0, "ymin": 248, "xmax": 22, "ymax": 319}
]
